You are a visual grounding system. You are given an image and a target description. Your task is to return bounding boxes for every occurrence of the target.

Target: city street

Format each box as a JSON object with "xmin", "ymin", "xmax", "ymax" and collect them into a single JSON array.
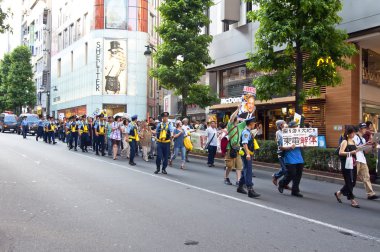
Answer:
[{"xmin": 1, "ymin": 132, "xmax": 380, "ymax": 252}]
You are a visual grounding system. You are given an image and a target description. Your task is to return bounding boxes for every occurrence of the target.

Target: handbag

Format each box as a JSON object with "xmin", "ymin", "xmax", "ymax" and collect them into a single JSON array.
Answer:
[{"xmin": 345, "ymin": 153, "xmax": 354, "ymax": 169}]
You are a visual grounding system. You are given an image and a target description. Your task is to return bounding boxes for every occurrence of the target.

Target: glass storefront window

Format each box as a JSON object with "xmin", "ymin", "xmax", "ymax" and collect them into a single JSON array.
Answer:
[
  {"xmin": 103, "ymin": 0, "xmax": 148, "ymax": 32},
  {"xmin": 362, "ymin": 49, "xmax": 380, "ymax": 87},
  {"xmin": 221, "ymin": 66, "xmax": 261, "ymax": 98},
  {"xmin": 363, "ymin": 106, "xmax": 380, "ymax": 133}
]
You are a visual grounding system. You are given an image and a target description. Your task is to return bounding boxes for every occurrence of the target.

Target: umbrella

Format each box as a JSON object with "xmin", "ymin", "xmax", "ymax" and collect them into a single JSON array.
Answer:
[{"xmin": 114, "ymin": 112, "xmax": 129, "ymax": 119}]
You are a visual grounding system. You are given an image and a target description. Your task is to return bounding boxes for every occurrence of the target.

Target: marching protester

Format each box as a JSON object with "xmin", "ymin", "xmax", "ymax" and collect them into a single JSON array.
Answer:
[
  {"xmin": 148, "ymin": 117, "xmax": 157, "ymax": 159},
  {"xmin": 169, "ymin": 120, "xmax": 186, "ymax": 169},
  {"xmin": 121, "ymin": 118, "xmax": 130, "ymax": 159},
  {"xmin": 155, "ymin": 112, "xmax": 174, "ymax": 174},
  {"xmin": 335, "ymin": 125, "xmax": 360, "ymax": 208},
  {"xmin": 182, "ymin": 118, "xmax": 194, "ymax": 162},
  {"xmin": 272, "ymin": 120, "xmax": 288, "ymax": 186},
  {"xmin": 237, "ymin": 117, "xmax": 260, "ymax": 198},
  {"xmin": 111, "ymin": 116, "xmax": 122, "ymax": 160},
  {"xmin": 354, "ymin": 123, "xmax": 378, "ymax": 200},
  {"xmin": 224, "ymin": 107, "xmax": 245, "ymax": 186},
  {"xmin": 205, "ymin": 120, "xmax": 218, "ymax": 167},
  {"xmin": 278, "ymin": 121, "xmax": 304, "ymax": 198},
  {"xmin": 106, "ymin": 116, "xmax": 114, "ymax": 156},
  {"xmin": 139, "ymin": 121, "xmax": 152, "ymax": 162}
]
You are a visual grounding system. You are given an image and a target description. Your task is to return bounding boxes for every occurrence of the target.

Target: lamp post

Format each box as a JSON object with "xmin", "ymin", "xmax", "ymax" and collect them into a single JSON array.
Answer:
[{"xmin": 144, "ymin": 45, "xmax": 159, "ymax": 117}]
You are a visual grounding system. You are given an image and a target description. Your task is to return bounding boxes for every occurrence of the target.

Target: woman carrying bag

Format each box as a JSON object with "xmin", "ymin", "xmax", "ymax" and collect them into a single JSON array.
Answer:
[{"xmin": 335, "ymin": 126, "xmax": 360, "ymax": 208}]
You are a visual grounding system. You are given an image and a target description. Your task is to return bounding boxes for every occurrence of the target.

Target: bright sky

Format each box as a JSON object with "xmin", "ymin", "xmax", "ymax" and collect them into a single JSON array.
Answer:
[{"xmin": 0, "ymin": 0, "xmax": 22, "ymax": 59}]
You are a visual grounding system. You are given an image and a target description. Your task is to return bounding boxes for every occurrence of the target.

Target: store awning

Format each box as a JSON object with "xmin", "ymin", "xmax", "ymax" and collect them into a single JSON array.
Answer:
[{"xmin": 210, "ymin": 94, "xmax": 326, "ymax": 110}]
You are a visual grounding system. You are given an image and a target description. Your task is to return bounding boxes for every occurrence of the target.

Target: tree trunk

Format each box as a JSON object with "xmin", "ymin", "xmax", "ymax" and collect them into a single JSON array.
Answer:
[
  {"xmin": 295, "ymin": 41, "xmax": 303, "ymax": 115},
  {"xmin": 181, "ymin": 89, "xmax": 188, "ymax": 118}
]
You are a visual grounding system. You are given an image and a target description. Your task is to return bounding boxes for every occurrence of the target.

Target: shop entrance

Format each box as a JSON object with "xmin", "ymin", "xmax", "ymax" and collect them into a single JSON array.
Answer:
[{"xmin": 103, "ymin": 104, "xmax": 127, "ymax": 116}]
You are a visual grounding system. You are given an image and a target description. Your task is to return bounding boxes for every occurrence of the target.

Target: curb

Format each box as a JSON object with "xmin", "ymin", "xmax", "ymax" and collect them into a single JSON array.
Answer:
[{"xmin": 189, "ymin": 154, "xmax": 380, "ymax": 191}]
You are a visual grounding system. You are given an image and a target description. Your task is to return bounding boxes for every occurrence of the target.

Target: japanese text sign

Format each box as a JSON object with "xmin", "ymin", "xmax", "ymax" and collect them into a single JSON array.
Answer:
[{"xmin": 282, "ymin": 128, "xmax": 319, "ymax": 147}]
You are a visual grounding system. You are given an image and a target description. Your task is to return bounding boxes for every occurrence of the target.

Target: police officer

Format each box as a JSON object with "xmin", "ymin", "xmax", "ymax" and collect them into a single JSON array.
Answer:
[
  {"xmin": 47, "ymin": 116, "xmax": 57, "ymax": 144},
  {"xmin": 95, "ymin": 114, "xmax": 106, "ymax": 156},
  {"xmin": 127, "ymin": 115, "xmax": 139, "ymax": 166},
  {"xmin": 69, "ymin": 116, "xmax": 79, "ymax": 151},
  {"xmin": 237, "ymin": 117, "xmax": 260, "ymax": 198},
  {"xmin": 21, "ymin": 116, "xmax": 28, "ymax": 139},
  {"xmin": 36, "ymin": 115, "xmax": 44, "ymax": 141},
  {"xmin": 43, "ymin": 117, "xmax": 49, "ymax": 143},
  {"xmin": 79, "ymin": 115, "xmax": 90, "ymax": 152},
  {"xmin": 154, "ymin": 112, "xmax": 174, "ymax": 174},
  {"xmin": 65, "ymin": 116, "xmax": 72, "ymax": 147}
]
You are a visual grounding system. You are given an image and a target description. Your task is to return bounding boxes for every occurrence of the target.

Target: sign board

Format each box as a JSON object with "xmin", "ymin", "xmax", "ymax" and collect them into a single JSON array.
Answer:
[
  {"xmin": 282, "ymin": 128, "xmax": 319, "ymax": 147},
  {"xmin": 59, "ymin": 113, "xmax": 65, "ymax": 120},
  {"xmin": 238, "ymin": 86, "xmax": 257, "ymax": 120}
]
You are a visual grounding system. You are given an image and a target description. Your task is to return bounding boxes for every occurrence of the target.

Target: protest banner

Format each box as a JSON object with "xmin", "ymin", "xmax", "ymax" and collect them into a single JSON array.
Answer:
[
  {"xmin": 190, "ymin": 131, "xmax": 208, "ymax": 150},
  {"xmin": 238, "ymin": 86, "xmax": 256, "ymax": 120},
  {"xmin": 282, "ymin": 128, "xmax": 319, "ymax": 147}
]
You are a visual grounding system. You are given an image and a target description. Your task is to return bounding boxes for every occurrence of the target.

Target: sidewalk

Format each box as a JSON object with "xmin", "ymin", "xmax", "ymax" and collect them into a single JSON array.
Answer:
[{"xmin": 189, "ymin": 154, "xmax": 380, "ymax": 191}]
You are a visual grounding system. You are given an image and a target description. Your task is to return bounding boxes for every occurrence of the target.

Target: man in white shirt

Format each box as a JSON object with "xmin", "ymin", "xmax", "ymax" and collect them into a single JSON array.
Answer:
[
  {"xmin": 206, "ymin": 121, "xmax": 218, "ymax": 167},
  {"xmin": 182, "ymin": 118, "xmax": 194, "ymax": 162},
  {"xmin": 354, "ymin": 123, "xmax": 378, "ymax": 200}
]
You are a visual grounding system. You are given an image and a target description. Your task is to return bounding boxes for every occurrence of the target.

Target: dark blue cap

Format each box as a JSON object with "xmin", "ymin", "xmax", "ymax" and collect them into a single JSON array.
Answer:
[
  {"xmin": 131, "ymin": 115, "xmax": 138, "ymax": 121},
  {"xmin": 245, "ymin": 116, "xmax": 256, "ymax": 125}
]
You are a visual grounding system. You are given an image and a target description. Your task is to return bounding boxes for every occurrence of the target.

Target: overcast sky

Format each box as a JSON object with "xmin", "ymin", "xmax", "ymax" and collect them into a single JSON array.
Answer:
[{"xmin": 0, "ymin": 0, "xmax": 22, "ymax": 59}]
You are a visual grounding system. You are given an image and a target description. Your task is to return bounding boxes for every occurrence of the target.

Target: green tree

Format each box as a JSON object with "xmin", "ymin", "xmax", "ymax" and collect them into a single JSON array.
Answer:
[
  {"xmin": 247, "ymin": 0, "xmax": 357, "ymax": 114},
  {"xmin": 186, "ymin": 84, "xmax": 220, "ymax": 109},
  {"xmin": 0, "ymin": 53, "xmax": 11, "ymax": 111},
  {"xmin": 151, "ymin": 0, "xmax": 214, "ymax": 117},
  {"xmin": 6, "ymin": 46, "xmax": 36, "ymax": 114},
  {"xmin": 0, "ymin": 1, "xmax": 11, "ymax": 33}
]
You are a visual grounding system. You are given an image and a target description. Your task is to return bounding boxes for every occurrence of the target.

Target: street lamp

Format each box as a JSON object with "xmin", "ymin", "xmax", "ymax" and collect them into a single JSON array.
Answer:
[{"xmin": 144, "ymin": 45, "xmax": 157, "ymax": 57}]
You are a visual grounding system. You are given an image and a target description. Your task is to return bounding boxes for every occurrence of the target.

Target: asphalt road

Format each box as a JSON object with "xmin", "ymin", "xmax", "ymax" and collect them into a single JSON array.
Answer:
[{"xmin": 1, "ymin": 132, "xmax": 380, "ymax": 252}]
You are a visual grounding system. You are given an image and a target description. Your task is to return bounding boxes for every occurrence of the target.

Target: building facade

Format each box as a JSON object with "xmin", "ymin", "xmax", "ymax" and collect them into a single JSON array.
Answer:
[
  {"xmin": 207, "ymin": 0, "xmax": 380, "ymax": 147},
  {"xmin": 21, "ymin": 0, "xmax": 52, "ymax": 115},
  {"xmin": 50, "ymin": 0, "xmax": 151, "ymax": 119}
]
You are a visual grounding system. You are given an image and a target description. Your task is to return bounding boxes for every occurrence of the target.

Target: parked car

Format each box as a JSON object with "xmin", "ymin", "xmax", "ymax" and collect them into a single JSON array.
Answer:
[
  {"xmin": 16, "ymin": 113, "xmax": 39, "ymax": 136},
  {"xmin": 0, "ymin": 113, "xmax": 18, "ymax": 133}
]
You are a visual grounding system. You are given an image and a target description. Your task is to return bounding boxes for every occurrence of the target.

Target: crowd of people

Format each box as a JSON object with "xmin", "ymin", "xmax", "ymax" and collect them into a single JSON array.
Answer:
[{"xmin": 18, "ymin": 107, "xmax": 379, "ymax": 204}]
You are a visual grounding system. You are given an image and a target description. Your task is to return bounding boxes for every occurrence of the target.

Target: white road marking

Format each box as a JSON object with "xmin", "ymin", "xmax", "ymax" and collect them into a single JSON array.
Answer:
[{"xmin": 72, "ymin": 152, "xmax": 380, "ymax": 244}]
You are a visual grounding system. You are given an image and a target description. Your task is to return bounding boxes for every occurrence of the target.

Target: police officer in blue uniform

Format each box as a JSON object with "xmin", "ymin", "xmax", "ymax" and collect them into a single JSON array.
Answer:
[
  {"xmin": 69, "ymin": 116, "xmax": 79, "ymax": 151},
  {"xmin": 127, "ymin": 115, "xmax": 138, "ymax": 166},
  {"xmin": 154, "ymin": 112, "xmax": 174, "ymax": 174},
  {"xmin": 36, "ymin": 115, "xmax": 44, "ymax": 141},
  {"xmin": 79, "ymin": 115, "xmax": 90, "ymax": 152},
  {"xmin": 95, "ymin": 114, "xmax": 106, "ymax": 156},
  {"xmin": 43, "ymin": 117, "xmax": 49, "ymax": 143},
  {"xmin": 237, "ymin": 117, "xmax": 261, "ymax": 198},
  {"xmin": 21, "ymin": 116, "xmax": 28, "ymax": 139},
  {"xmin": 47, "ymin": 116, "xmax": 57, "ymax": 144}
]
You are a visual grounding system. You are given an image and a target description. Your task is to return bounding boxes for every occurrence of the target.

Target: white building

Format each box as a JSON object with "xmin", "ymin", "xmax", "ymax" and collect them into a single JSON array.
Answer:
[
  {"xmin": 50, "ymin": 0, "xmax": 150, "ymax": 119},
  {"xmin": 21, "ymin": 0, "xmax": 52, "ymax": 115}
]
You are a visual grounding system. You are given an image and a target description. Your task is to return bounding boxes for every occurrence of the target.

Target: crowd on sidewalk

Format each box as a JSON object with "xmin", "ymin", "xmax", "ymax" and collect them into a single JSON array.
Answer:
[{"xmin": 17, "ymin": 106, "xmax": 379, "ymax": 207}]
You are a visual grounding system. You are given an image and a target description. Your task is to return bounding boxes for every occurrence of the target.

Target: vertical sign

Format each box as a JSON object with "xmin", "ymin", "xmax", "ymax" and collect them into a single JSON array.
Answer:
[{"xmin": 95, "ymin": 40, "xmax": 102, "ymax": 93}]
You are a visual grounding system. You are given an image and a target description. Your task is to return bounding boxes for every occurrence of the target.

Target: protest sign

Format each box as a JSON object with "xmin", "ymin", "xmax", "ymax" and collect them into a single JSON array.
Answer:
[
  {"xmin": 282, "ymin": 128, "xmax": 318, "ymax": 147},
  {"xmin": 238, "ymin": 86, "xmax": 256, "ymax": 120}
]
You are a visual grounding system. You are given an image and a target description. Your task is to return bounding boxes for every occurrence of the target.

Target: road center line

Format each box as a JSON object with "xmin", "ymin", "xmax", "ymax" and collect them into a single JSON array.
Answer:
[{"xmin": 67, "ymin": 151, "xmax": 380, "ymax": 244}]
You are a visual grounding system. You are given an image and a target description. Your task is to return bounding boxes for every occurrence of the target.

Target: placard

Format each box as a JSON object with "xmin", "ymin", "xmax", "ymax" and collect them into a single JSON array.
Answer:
[
  {"xmin": 282, "ymin": 128, "xmax": 318, "ymax": 147},
  {"xmin": 238, "ymin": 86, "xmax": 256, "ymax": 120}
]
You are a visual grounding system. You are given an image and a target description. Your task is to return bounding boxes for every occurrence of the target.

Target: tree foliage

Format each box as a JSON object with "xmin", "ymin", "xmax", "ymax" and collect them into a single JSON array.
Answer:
[
  {"xmin": 0, "ymin": 46, "xmax": 36, "ymax": 113},
  {"xmin": 247, "ymin": 0, "xmax": 357, "ymax": 113},
  {"xmin": 0, "ymin": 2, "xmax": 11, "ymax": 33},
  {"xmin": 151, "ymin": 0, "xmax": 214, "ymax": 116},
  {"xmin": 186, "ymin": 84, "xmax": 220, "ymax": 109}
]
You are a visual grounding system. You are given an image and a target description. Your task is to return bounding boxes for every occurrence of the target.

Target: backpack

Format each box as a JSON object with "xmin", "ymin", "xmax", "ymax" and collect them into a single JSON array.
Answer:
[{"xmin": 220, "ymin": 137, "xmax": 229, "ymax": 156}]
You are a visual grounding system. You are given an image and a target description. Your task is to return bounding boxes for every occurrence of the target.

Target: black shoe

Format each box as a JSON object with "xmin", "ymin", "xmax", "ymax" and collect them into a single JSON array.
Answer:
[
  {"xmin": 85, "ymin": 149, "xmax": 88, "ymax": 152},
  {"xmin": 82, "ymin": 149, "xmax": 85, "ymax": 152},
  {"xmin": 368, "ymin": 195, "xmax": 379, "ymax": 200},
  {"xmin": 211, "ymin": 164, "xmax": 215, "ymax": 167},
  {"xmin": 53, "ymin": 142, "xmax": 57, "ymax": 144},
  {"xmin": 154, "ymin": 170, "xmax": 160, "ymax": 174},
  {"xmin": 224, "ymin": 178, "xmax": 232, "ymax": 185},
  {"xmin": 129, "ymin": 162, "xmax": 136, "ymax": 166},
  {"xmin": 96, "ymin": 152, "xmax": 100, "ymax": 156},
  {"xmin": 291, "ymin": 192, "xmax": 303, "ymax": 198},
  {"xmin": 208, "ymin": 164, "xmax": 212, "ymax": 167},
  {"xmin": 278, "ymin": 185, "xmax": 284, "ymax": 194},
  {"xmin": 248, "ymin": 187, "xmax": 260, "ymax": 198},
  {"xmin": 162, "ymin": 170, "xmax": 167, "ymax": 175},
  {"xmin": 102, "ymin": 153, "xmax": 105, "ymax": 156},
  {"xmin": 74, "ymin": 148, "xmax": 77, "ymax": 151},
  {"xmin": 237, "ymin": 186, "xmax": 247, "ymax": 194},
  {"xmin": 186, "ymin": 159, "xmax": 190, "ymax": 163}
]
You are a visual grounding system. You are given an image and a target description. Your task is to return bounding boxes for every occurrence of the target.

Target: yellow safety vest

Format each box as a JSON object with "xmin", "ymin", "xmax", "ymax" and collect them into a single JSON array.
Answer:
[
  {"xmin": 129, "ymin": 124, "xmax": 140, "ymax": 142},
  {"xmin": 157, "ymin": 123, "xmax": 170, "ymax": 143}
]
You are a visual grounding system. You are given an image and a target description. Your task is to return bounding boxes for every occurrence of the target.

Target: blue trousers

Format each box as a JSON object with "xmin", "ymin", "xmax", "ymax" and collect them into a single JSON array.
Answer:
[
  {"xmin": 274, "ymin": 156, "xmax": 287, "ymax": 179},
  {"xmin": 48, "ymin": 131, "xmax": 55, "ymax": 143},
  {"xmin": 96, "ymin": 135, "xmax": 105, "ymax": 154},
  {"xmin": 22, "ymin": 126, "xmax": 28, "ymax": 138},
  {"xmin": 70, "ymin": 132, "xmax": 78, "ymax": 149},
  {"xmin": 239, "ymin": 155, "xmax": 254, "ymax": 187},
  {"xmin": 129, "ymin": 140, "xmax": 136, "ymax": 163},
  {"xmin": 207, "ymin": 145, "xmax": 217, "ymax": 165},
  {"xmin": 156, "ymin": 142, "xmax": 170, "ymax": 171}
]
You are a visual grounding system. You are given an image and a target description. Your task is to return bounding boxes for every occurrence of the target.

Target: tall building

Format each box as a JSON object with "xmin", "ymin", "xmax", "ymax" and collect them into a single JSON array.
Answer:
[
  {"xmin": 50, "ymin": 0, "xmax": 151, "ymax": 119},
  {"xmin": 207, "ymin": 0, "xmax": 380, "ymax": 147},
  {"xmin": 21, "ymin": 0, "xmax": 52, "ymax": 115}
]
